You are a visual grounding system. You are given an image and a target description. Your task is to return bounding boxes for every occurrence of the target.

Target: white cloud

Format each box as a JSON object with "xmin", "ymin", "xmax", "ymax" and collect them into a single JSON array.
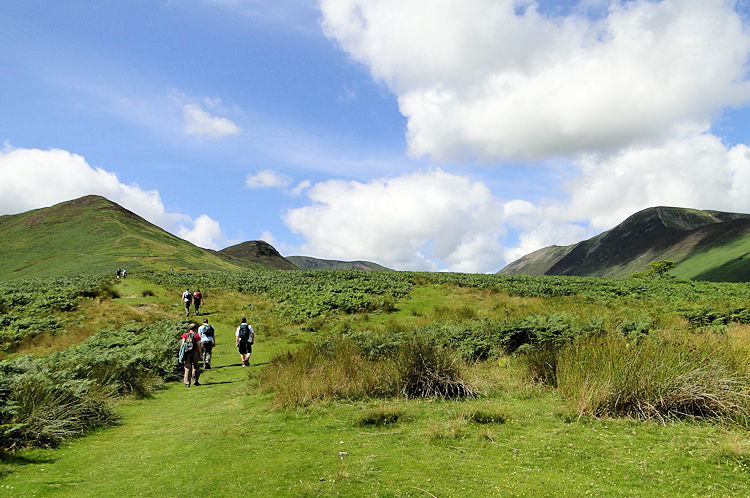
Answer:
[
  {"xmin": 260, "ymin": 231, "xmax": 276, "ymax": 244},
  {"xmin": 183, "ymin": 103, "xmax": 240, "ymax": 138},
  {"xmin": 320, "ymin": 0, "xmax": 750, "ymax": 160},
  {"xmin": 560, "ymin": 130, "xmax": 750, "ymax": 230},
  {"xmin": 284, "ymin": 170, "xmax": 507, "ymax": 272},
  {"xmin": 0, "ymin": 145, "xmax": 226, "ymax": 249},
  {"xmin": 177, "ymin": 214, "xmax": 225, "ymax": 249},
  {"xmin": 246, "ymin": 169, "xmax": 293, "ymax": 188},
  {"xmin": 288, "ymin": 180, "xmax": 311, "ymax": 196}
]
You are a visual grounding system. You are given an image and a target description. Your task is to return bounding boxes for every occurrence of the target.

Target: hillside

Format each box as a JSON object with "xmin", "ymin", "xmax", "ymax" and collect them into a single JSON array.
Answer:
[
  {"xmin": 0, "ymin": 195, "xmax": 256, "ymax": 280},
  {"xmin": 287, "ymin": 256, "xmax": 392, "ymax": 271},
  {"xmin": 216, "ymin": 241, "xmax": 299, "ymax": 270},
  {"xmin": 499, "ymin": 206, "xmax": 750, "ymax": 282}
]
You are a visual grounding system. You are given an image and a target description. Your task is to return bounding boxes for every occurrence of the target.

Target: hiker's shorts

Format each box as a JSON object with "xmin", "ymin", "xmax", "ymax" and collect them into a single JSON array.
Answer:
[{"xmin": 238, "ymin": 341, "xmax": 252, "ymax": 355}]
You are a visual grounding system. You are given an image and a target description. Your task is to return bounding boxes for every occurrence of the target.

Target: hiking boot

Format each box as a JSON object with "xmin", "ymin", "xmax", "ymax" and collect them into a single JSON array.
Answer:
[{"xmin": 194, "ymin": 381, "xmax": 200, "ymax": 386}]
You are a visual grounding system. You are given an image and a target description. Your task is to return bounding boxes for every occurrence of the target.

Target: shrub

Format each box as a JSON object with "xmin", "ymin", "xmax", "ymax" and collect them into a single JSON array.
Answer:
[
  {"xmin": 556, "ymin": 333, "xmax": 750, "ymax": 426},
  {"xmin": 396, "ymin": 340, "xmax": 474, "ymax": 399}
]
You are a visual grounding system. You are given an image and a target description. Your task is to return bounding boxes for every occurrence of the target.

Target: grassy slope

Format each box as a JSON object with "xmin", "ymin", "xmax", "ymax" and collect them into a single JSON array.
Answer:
[
  {"xmin": 0, "ymin": 196, "xmax": 254, "ymax": 280},
  {"xmin": 1, "ymin": 280, "xmax": 747, "ymax": 496}
]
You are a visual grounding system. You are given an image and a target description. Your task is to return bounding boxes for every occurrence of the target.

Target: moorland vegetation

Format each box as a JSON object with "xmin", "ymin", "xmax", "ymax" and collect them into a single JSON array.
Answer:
[{"xmin": 0, "ymin": 269, "xmax": 748, "ymax": 495}]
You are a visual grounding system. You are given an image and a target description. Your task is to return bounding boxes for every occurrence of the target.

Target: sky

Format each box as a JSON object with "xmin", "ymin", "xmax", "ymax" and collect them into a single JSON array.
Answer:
[{"xmin": 2, "ymin": 0, "xmax": 750, "ymax": 273}]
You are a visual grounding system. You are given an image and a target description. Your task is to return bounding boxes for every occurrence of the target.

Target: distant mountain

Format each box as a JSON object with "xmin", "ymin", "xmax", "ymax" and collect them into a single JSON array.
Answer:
[
  {"xmin": 216, "ymin": 241, "xmax": 298, "ymax": 270},
  {"xmin": 499, "ymin": 206, "xmax": 750, "ymax": 282},
  {"xmin": 287, "ymin": 256, "xmax": 392, "ymax": 271},
  {"xmin": 0, "ymin": 195, "xmax": 257, "ymax": 280}
]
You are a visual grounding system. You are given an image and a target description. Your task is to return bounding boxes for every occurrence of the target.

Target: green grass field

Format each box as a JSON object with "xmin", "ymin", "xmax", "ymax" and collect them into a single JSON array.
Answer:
[{"xmin": 1, "ymin": 275, "xmax": 748, "ymax": 496}]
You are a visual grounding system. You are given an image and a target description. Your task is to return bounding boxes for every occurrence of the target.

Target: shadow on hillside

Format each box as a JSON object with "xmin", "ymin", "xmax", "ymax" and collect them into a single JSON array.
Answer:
[{"xmin": 0, "ymin": 453, "xmax": 57, "ymax": 467}]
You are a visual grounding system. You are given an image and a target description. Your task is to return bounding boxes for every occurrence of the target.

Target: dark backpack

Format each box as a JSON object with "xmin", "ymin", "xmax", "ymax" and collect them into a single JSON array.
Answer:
[
  {"xmin": 202, "ymin": 324, "xmax": 214, "ymax": 338},
  {"xmin": 238, "ymin": 323, "xmax": 250, "ymax": 342},
  {"xmin": 184, "ymin": 332, "xmax": 196, "ymax": 355}
]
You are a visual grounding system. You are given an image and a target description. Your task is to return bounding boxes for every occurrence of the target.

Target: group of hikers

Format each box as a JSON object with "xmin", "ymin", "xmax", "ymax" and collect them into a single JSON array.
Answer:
[
  {"xmin": 181, "ymin": 288, "xmax": 204, "ymax": 316},
  {"xmin": 178, "ymin": 316, "xmax": 255, "ymax": 388},
  {"xmin": 115, "ymin": 268, "xmax": 127, "ymax": 279}
]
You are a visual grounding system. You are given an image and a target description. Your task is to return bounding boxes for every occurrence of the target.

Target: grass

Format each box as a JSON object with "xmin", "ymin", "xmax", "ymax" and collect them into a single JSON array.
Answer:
[
  {"xmin": 0, "ymin": 279, "xmax": 748, "ymax": 496},
  {"xmin": 557, "ymin": 332, "xmax": 750, "ymax": 426}
]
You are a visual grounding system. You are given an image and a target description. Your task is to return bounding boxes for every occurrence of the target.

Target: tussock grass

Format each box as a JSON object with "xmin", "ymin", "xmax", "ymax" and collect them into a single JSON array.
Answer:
[
  {"xmin": 262, "ymin": 338, "xmax": 475, "ymax": 407},
  {"xmin": 358, "ymin": 406, "xmax": 403, "ymax": 427},
  {"xmin": 557, "ymin": 333, "xmax": 750, "ymax": 426}
]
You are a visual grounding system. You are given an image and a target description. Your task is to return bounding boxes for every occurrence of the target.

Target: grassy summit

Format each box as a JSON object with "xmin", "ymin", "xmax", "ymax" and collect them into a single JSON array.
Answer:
[{"xmin": 0, "ymin": 195, "xmax": 253, "ymax": 280}]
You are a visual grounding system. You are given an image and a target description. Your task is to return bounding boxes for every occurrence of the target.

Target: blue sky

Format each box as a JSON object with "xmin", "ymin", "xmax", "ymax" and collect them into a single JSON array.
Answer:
[{"xmin": 2, "ymin": 0, "xmax": 750, "ymax": 272}]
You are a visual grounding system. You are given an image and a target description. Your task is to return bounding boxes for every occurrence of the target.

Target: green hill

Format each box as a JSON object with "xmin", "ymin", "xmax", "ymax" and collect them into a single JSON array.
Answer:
[
  {"xmin": 0, "ymin": 195, "xmax": 256, "ymax": 280},
  {"xmin": 287, "ymin": 255, "xmax": 392, "ymax": 271},
  {"xmin": 499, "ymin": 206, "xmax": 750, "ymax": 282}
]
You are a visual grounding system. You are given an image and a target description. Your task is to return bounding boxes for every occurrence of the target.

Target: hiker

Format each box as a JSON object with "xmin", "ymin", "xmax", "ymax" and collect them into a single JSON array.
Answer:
[
  {"xmin": 235, "ymin": 317, "xmax": 255, "ymax": 367},
  {"xmin": 122, "ymin": 268, "xmax": 127, "ymax": 279},
  {"xmin": 198, "ymin": 318, "xmax": 215, "ymax": 369},
  {"xmin": 193, "ymin": 288, "xmax": 203, "ymax": 315},
  {"xmin": 116, "ymin": 268, "xmax": 121, "ymax": 279},
  {"xmin": 181, "ymin": 288, "xmax": 193, "ymax": 317},
  {"xmin": 180, "ymin": 323, "xmax": 202, "ymax": 387}
]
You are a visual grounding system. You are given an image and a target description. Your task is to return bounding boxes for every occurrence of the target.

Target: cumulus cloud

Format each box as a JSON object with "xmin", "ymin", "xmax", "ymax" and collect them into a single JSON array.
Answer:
[
  {"xmin": 284, "ymin": 170, "xmax": 507, "ymax": 272},
  {"xmin": 177, "ymin": 214, "xmax": 225, "ymax": 249},
  {"xmin": 183, "ymin": 103, "xmax": 240, "ymax": 138},
  {"xmin": 0, "ymin": 146, "xmax": 226, "ymax": 249},
  {"xmin": 245, "ymin": 169, "xmax": 293, "ymax": 188},
  {"xmin": 320, "ymin": 0, "xmax": 750, "ymax": 160}
]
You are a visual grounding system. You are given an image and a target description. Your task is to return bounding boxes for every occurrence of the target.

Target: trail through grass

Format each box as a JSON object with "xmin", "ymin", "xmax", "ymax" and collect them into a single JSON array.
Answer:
[{"xmin": 1, "ymin": 280, "xmax": 748, "ymax": 496}]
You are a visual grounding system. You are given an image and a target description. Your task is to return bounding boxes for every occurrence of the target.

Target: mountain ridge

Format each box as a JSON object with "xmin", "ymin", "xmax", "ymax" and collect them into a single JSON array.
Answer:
[{"xmin": 499, "ymin": 206, "xmax": 750, "ymax": 281}]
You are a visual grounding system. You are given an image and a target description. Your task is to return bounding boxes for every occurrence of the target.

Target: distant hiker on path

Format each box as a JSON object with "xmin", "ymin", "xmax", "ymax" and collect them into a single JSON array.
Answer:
[
  {"xmin": 181, "ymin": 288, "xmax": 193, "ymax": 317},
  {"xmin": 235, "ymin": 317, "xmax": 255, "ymax": 367},
  {"xmin": 198, "ymin": 318, "xmax": 215, "ymax": 370},
  {"xmin": 180, "ymin": 323, "xmax": 201, "ymax": 387},
  {"xmin": 116, "ymin": 268, "xmax": 121, "ymax": 279},
  {"xmin": 122, "ymin": 268, "xmax": 127, "ymax": 279},
  {"xmin": 193, "ymin": 288, "xmax": 203, "ymax": 315}
]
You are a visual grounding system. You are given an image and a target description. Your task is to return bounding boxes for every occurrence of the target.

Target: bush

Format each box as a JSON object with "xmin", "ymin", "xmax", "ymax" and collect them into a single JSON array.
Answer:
[
  {"xmin": 396, "ymin": 339, "xmax": 475, "ymax": 399},
  {"xmin": 556, "ymin": 333, "xmax": 750, "ymax": 426}
]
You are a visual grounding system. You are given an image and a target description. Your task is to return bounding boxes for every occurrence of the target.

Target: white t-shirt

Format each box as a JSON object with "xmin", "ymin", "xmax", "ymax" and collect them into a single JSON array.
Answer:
[{"xmin": 235, "ymin": 324, "xmax": 255, "ymax": 344}]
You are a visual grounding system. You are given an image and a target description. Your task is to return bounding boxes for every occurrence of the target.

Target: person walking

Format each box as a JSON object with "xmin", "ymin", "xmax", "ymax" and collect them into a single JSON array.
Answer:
[
  {"xmin": 235, "ymin": 317, "xmax": 255, "ymax": 367},
  {"xmin": 193, "ymin": 288, "xmax": 203, "ymax": 315},
  {"xmin": 181, "ymin": 288, "xmax": 193, "ymax": 317},
  {"xmin": 198, "ymin": 318, "xmax": 215, "ymax": 369},
  {"xmin": 180, "ymin": 323, "xmax": 202, "ymax": 387}
]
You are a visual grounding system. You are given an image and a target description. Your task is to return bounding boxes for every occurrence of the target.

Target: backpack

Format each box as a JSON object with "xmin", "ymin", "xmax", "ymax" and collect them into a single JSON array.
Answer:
[
  {"xmin": 193, "ymin": 291, "xmax": 202, "ymax": 301},
  {"xmin": 183, "ymin": 292, "xmax": 192, "ymax": 303},
  {"xmin": 183, "ymin": 332, "xmax": 196, "ymax": 355},
  {"xmin": 202, "ymin": 324, "xmax": 214, "ymax": 338},
  {"xmin": 238, "ymin": 323, "xmax": 251, "ymax": 342}
]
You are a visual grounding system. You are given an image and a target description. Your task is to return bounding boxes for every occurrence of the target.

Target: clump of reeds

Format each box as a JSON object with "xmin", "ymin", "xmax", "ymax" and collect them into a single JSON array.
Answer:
[
  {"xmin": 261, "ymin": 337, "xmax": 474, "ymax": 407},
  {"xmin": 556, "ymin": 333, "xmax": 750, "ymax": 426}
]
